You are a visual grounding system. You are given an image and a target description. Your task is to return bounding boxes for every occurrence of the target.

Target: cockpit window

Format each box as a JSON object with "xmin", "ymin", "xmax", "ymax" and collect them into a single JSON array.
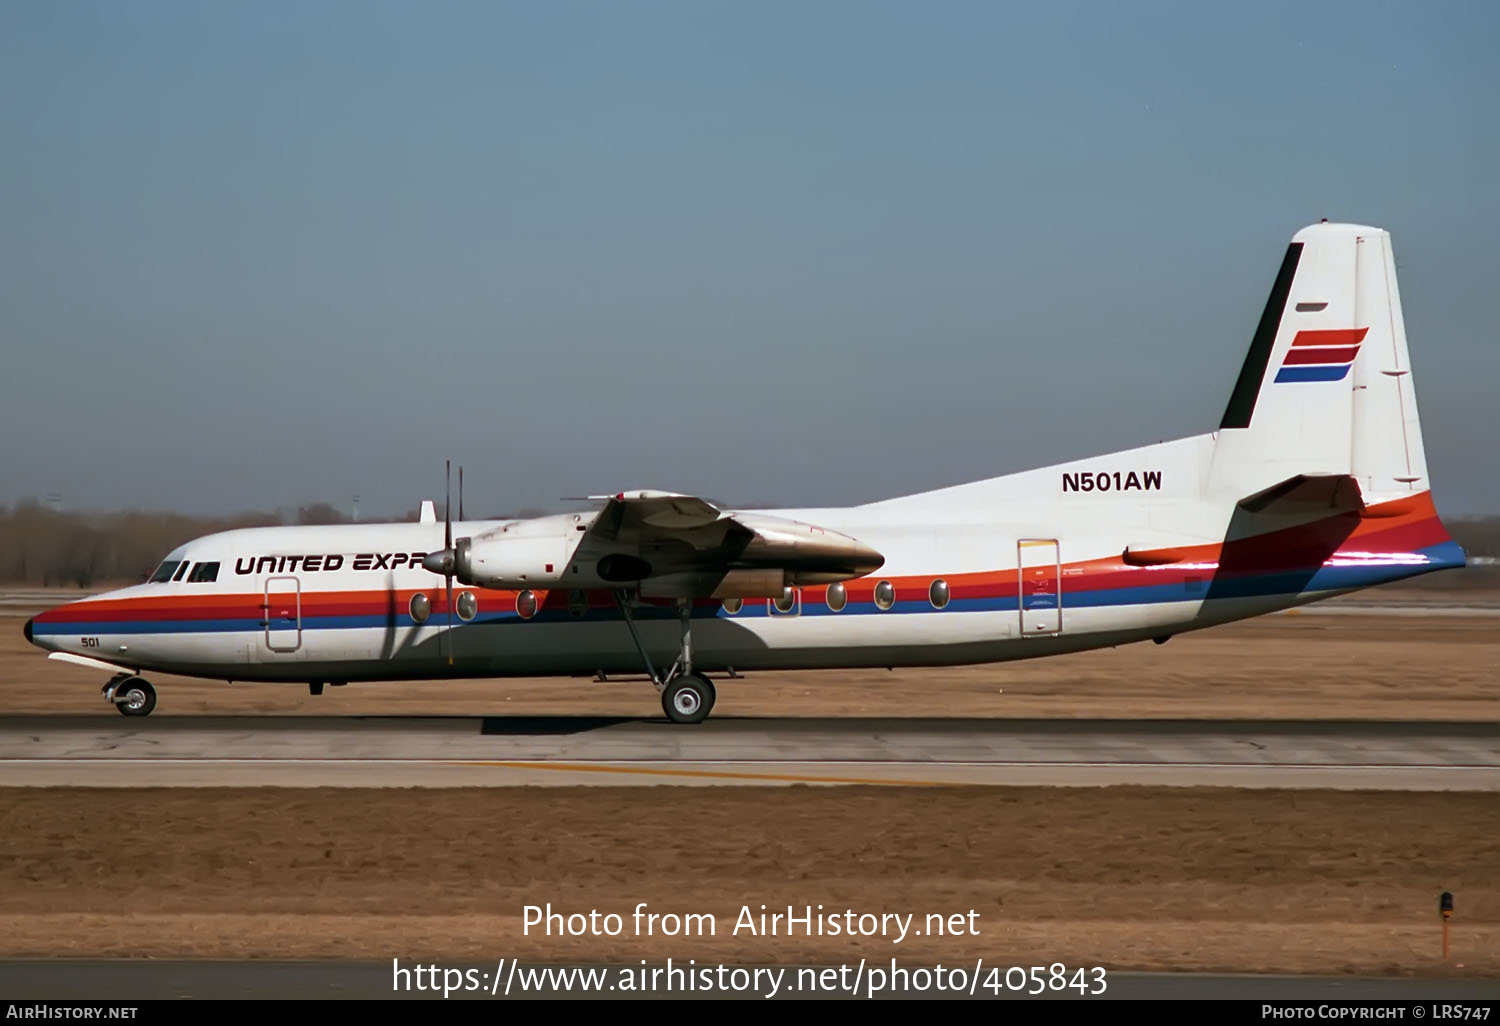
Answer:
[
  {"xmin": 172, "ymin": 561, "xmax": 191, "ymax": 582},
  {"xmin": 149, "ymin": 560, "xmax": 183, "ymax": 583},
  {"xmin": 188, "ymin": 562, "xmax": 220, "ymax": 583}
]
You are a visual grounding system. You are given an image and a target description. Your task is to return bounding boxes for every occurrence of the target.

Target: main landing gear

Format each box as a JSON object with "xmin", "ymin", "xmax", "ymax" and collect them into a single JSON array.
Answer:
[
  {"xmin": 103, "ymin": 674, "xmax": 156, "ymax": 717},
  {"xmin": 662, "ymin": 673, "xmax": 716, "ymax": 725},
  {"xmin": 612, "ymin": 591, "xmax": 717, "ymax": 725}
]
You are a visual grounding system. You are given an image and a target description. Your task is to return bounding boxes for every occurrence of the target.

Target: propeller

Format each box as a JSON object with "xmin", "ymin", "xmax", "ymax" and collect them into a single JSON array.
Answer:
[
  {"xmin": 417, "ymin": 460, "xmax": 456, "ymax": 666},
  {"xmin": 443, "ymin": 459, "xmax": 453, "ymax": 665},
  {"xmin": 421, "ymin": 460, "xmax": 473, "ymax": 667}
]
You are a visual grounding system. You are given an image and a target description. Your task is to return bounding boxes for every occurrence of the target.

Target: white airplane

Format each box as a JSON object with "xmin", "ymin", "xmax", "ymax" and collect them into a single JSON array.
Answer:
[{"xmin": 25, "ymin": 222, "xmax": 1464, "ymax": 722}]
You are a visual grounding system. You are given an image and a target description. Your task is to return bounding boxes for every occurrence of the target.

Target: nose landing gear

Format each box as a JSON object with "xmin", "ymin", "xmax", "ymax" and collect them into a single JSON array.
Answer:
[{"xmin": 104, "ymin": 674, "xmax": 157, "ymax": 717}]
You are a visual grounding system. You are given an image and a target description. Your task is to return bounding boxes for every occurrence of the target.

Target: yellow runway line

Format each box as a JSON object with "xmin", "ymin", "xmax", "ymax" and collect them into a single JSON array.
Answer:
[{"xmin": 455, "ymin": 760, "xmax": 944, "ymax": 786}]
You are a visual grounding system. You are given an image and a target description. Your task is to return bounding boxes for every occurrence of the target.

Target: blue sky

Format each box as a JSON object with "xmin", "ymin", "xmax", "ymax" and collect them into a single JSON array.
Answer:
[{"xmin": 2, "ymin": 1, "xmax": 1496, "ymax": 516}]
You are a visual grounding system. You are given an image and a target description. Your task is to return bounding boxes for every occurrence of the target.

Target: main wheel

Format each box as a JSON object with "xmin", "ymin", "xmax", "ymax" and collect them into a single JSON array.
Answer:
[
  {"xmin": 115, "ymin": 678, "xmax": 157, "ymax": 717},
  {"xmin": 661, "ymin": 674, "xmax": 713, "ymax": 724}
]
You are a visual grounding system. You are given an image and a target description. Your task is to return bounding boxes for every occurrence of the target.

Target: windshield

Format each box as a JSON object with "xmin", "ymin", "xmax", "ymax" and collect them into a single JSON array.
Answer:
[{"xmin": 148, "ymin": 560, "xmax": 183, "ymax": 583}]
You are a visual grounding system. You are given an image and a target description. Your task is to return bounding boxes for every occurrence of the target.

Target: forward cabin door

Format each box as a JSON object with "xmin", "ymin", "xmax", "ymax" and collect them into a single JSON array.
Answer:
[
  {"xmin": 1017, "ymin": 539, "xmax": 1062, "ymax": 636},
  {"xmin": 262, "ymin": 575, "xmax": 303, "ymax": 652}
]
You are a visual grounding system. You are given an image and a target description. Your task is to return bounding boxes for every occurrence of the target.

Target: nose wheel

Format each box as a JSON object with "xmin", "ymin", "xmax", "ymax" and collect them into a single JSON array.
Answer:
[{"xmin": 105, "ymin": 675, "xmax": 157, "ymax": 717}]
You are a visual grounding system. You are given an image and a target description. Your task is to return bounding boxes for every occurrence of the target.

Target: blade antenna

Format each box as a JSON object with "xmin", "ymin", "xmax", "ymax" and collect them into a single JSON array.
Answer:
[{"xmin": 445, "ymin": 459, "xmax": 454, "ymax": 667}]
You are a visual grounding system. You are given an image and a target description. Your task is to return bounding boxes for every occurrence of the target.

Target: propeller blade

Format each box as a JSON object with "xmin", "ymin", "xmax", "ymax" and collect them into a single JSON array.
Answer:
[
  {"xmin": 459, "ymin": 465, "xmax": 464, "ymax": 522},
  {"xmin": 444, "ymin": 460, "xmax": 453, "ymax": 666}
]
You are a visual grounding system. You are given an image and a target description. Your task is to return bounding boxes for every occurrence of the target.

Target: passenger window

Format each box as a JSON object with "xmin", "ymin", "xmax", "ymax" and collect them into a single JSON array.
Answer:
[
  {"xmin": 188, "ymin": 562, "xmax": 220, "ymax": 583},
  {"xmin": 409, "ymin": 592, "xmax": 431, "ymax": 624},
  {"xmin": 929, "ymin": 579, "xmax": 950, "ymax": 609},
  {"xmin": 149, "ymin": 561, "xmax": 182, "ymax": 583},
  {"xmin": 516, "ymin": 590, "xmax": 538, "ymax": 619}
]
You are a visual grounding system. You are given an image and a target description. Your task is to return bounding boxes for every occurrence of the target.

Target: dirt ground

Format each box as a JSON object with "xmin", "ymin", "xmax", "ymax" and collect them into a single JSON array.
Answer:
[
  {"xmin": 4, "ymin": 611, "xmax": 1495, "ymax": 720},
  {"xmin": 5, "ymin": 592, "xmax": 1496, "ymax": 976},
  {"xmin": 1, "ymin": 787, "xmax": 1494, "ymax": 975}
]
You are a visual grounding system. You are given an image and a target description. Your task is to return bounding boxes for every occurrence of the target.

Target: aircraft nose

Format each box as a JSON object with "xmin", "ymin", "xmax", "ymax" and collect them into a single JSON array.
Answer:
[{"xmin": 23, "ymin": 618, "xmax": 33, "ymax": 644}]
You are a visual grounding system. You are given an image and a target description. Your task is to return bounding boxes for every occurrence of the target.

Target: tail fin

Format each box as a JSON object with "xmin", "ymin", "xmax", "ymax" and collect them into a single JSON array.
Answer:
[{"xmin": 1209, "ymin": 222, "xmax": 1430, "ymax": 503}]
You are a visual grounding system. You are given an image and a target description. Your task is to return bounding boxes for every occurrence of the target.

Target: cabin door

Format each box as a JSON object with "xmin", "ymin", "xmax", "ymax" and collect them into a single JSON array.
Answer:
[
  {"xmin": 1017, "ymin": 539, "xmax": 1061, "ymax": 636},
  {"xmin": 263, "ymin": 575, "xmax": 303, "ymax": 652}
]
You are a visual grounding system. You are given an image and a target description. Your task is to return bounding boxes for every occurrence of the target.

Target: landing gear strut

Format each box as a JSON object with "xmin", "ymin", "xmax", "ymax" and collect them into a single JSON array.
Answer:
[
  {"xmin": 104, "ymin": 674, "xmax": 156, "ymax": 717},
  {"xmin": 612, "ymin": 591, "xmax": 717, "ymax": 724}
]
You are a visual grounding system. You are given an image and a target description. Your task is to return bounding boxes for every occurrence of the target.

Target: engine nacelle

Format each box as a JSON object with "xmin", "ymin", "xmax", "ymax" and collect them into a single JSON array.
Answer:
[
  {"xmin": 636, "ymin": 568, "xmax": 786, "ymax": 599},
  {"xmin": 455, "ymin": 515, "xmax": 577, "ymax": 589}
]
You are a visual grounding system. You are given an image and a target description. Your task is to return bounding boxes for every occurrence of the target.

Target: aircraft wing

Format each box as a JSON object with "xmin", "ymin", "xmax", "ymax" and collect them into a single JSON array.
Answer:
[
  {"xmin": 573, "ymin": 490, "xmax": 884, "ymax": 597},
  {"xmin": 582, "ymin": 490, "xmax": 727, "ymax": 541}
]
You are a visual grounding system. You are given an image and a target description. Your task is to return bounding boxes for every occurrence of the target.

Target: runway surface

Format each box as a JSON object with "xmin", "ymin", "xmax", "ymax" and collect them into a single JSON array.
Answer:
[
  {"xmin": 2, "ymin": 716, "xmax": 1495, "ymax": 788},
  {"xmin": 1286, "ymin": 604, "xmax": 1500, "ymax": 616},
  {"xmin": 2, "ymin": 959, "xmax": 1497, "ymax": 1000}
]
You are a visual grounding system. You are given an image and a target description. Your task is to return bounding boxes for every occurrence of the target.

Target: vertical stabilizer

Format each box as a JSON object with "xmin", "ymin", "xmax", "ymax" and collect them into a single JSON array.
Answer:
[{"xmin": 1208, "ymin": 222, "xmax": 1431, "ymax": 502}]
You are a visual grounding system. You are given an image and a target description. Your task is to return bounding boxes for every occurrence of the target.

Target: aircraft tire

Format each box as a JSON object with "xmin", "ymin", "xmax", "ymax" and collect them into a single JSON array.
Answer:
[
  {"xmin": 662, "ymin": 674, "xmax": 713, "ymax": 725},
  {"xmin": 695, "ymin": 673, "xmax": 717, "ymax": 713},
  {"xmin": 115, "ymin": 678, "xmax": 157, "ymax": 717}
]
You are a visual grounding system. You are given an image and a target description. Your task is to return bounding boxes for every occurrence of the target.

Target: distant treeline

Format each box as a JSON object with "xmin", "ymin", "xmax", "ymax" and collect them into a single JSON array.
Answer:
[
  {"xmin": 0, "ymin": 500, "xmax": 1496, "ymax": 587},
  {"xmin": 1450, "ymin": 517, "xmax": 1500, "ymax": 558},
  {"xmin": 0, "ymin": 501, "xmax": 343, "ymax": 586}
]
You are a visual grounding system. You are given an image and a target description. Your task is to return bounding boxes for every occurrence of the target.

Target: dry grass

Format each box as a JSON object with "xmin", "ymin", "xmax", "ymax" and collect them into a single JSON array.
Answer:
[{"xmin": 1, "ymin": 787, "xmax": 1494, "ymax": 975}]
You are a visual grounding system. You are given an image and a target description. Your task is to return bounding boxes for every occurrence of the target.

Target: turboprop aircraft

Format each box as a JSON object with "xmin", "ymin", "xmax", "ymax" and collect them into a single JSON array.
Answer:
[{"xmin": 24, "ymin": 222, "xmax": 1465, "ymax": 722}]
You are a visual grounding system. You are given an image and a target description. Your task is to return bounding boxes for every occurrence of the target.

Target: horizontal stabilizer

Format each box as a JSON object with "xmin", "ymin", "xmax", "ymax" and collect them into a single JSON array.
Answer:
[
  {"xmin": 1236, "ymin": 474, "xmax": 1364, "ymax": 516},
  {"xmin": 1122, "ymin": 546, "xmax": 1191, "ymax": 567}
]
